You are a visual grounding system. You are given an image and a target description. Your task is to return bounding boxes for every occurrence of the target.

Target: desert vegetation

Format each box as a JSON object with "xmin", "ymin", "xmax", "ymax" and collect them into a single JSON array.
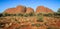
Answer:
[{"xmin": 0, "ymin": 6, "xmax": 60, "ymax": 29}]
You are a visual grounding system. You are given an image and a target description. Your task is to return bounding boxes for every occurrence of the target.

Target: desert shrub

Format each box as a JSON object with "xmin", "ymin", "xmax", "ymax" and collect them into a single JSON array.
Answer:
[
  {"xmin": 29, "ymin": 12, "xmax": 35, "ymax": 16},
  {"xmin": 31, "ymin": 23, "xmax": 35, "ymax": 26},
  {"xmin": 24, "ymin": 13, "xmax": 29, "ymax": 17},
  {"xmin": 57, "ymin": 8, "xmax": 60, "ymax": 13},
  {"xmin": 44, "ymin": 22, "xmax": 48, "ymax": 26},
  {"xmin": 15, "ymin": 26, "xmax": 21, "ymax": 29},
  {"xmin": 54, "ymin": 12, "xmax": 60, "ymax": 16},
  {"xmin": 0, "ymin": 13, "xmax": 3, "ymax": 17},
  {"xmin": 11, "ymin": 14, "xmax": 16, "ymax": 16},
  {"xmin": 47, "ymin": 27, "xmax": 51, "ymax": 29},
  {"xmin": 37, "ymin": 16, "xmax": 43, "ymax": 22},
  {"xmin": 47, "ymin": 26, "xmax": 60, "ymax": 29},
  {"xmin": 53, "ymin": 13, "xmax": 60, "ymax": 18},
  {"xmin": 17, "ymin": 13, "xmax": 23, "ymax": 16},
  {"xmin": 35, "ymin": 23, "xmax": 41, "ymax": 27},
  {"xmin": 48, "ymin": 13, "xmax": 53, "ymax": 16},
  {"xmin": 0, "ymin": 23, "xmax": 5, "ymax": 28},
  {"xmin": 35, "ymin": 24, "xmax": 41, "ymax": 27},
  {"xmin": 43, "ymin": 13, "xmax": 53, "ymax": 17},
  {"xmin": 43, "ymin": 14, "xmax": 48, "ymax": 16},
  {"xmin": 31, "ymin": 23, "xmax": 41, "ymax": 27},
  {"xmin": 3, "ymin": 13, "xmax": 11, "ymax": 16},
  {"xmin": 23, "ymin": 13, "xmax": 35, "ymax": 17},
  {"xmin": 37, "ymin": 13, "xmax": 42, "ymax": 16},
  {"xmin": 21, "ymin": 25, "xmax": 29, "ymax": 27}
]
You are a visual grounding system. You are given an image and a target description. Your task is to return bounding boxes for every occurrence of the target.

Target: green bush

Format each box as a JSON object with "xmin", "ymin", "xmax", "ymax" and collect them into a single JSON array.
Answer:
[
  {"xmin": 24, "ymin": 14, "xmax": 29, "ymax": 17},
  {"xmin": 35, "ymin": 24, "xmax": 41, "ymax": 27},
  {"xmin": 0, "ymin": 23, "xmax": 5, "ymax": 28},
  {"xmin": 17, "ymin": 13, "xmax": 23, "ymax": 16},
  {"xmin": 43, "ymin": 13, "xmax": 53, "ymax": 17},
  {"xmin": 57, "ymin": 8, "xmax": 60, "ymax": 13},
  {"xmin": 47, "ymin": 27, "xmax": 60, "ymax": 29},
  {"xmin": 37, "ymin": 17, "xmax": 43, "ymax": 22},
  {"xmin": 31, "ymin": 23, "xmax": 41, "ymax": 27},
  {"xmin": 37, "ymin": 13, "xmax": 42, "ymax": 16},
  {"xmin": 0, "ymin": 13, "xmax": 3, "ymax": 17},
  {"xmin": 54, "ymin": 12, "xmax": 60, "ymax": 16},
  {"xmin": 31, "ymin": 23, "xmax": 35, "ymax": 26},
  {"xmin": 23, "ymin": 13, "xmax": 35, "ymax": 17},
  {"xmin": 29, "ymin": 13, "xmax": 34, "ymax": 16},
  {"xmin": 3, "ymin": 13, "xmax": 11, "ymax": 16}
]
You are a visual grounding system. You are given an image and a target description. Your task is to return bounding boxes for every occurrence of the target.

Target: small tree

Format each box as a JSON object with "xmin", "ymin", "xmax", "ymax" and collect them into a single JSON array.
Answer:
[
  {"xmin": 57, "ymin": 8, "xmax": 60, "ymax": 13},
  {"xmin": 0, "ymin": 13, "xmax": 3, "ymax": 17},
  {"xmin": 53, "ymin": 12, "xmax": 60, "ymax": 17}
]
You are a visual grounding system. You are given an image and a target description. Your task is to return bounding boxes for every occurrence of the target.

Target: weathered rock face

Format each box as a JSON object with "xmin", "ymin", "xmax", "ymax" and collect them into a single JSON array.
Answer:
[
  {"xmin": 4, "ymin": 5, "xmax": 53, "ymax": 14},
  {"xmin": 26, "ymin": 7, "xmax": 34, "ymax": 13},
  {"xmin": 4, "ymin": 5, "xmax": 26, "ymax": 14},
  {"xmin": 4, "ymin": 5, "xmax": 34, "ymax": 14},
  {"xmin": 4, "ymin": 8, "xmax": 16, "ymax": 14},
  {"xmin": 36, "ymin": 6, "xmax": 53, "ymax": 13},
  {"xmin": 16, "ymin": 5, "xmax": 26, "ymax": 14}
]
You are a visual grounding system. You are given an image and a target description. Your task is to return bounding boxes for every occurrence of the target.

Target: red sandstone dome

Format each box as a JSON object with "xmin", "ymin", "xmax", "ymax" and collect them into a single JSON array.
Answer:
[
  {"xmin": 26, "ymin": 7, "xmax": 34, "ymax": 13},
  {"xmin": 4, "ymin": 5, "xmax": 53, "ymax": 14},
  {"xmin": 4, "ymin": 5, "xmax": 26, "ymax": 14},
  {"xmin": 4, "ymin": 8, "xmax": 16, "ymax": 14},
  {"xmin": 36, "ymin": 6, "xmax": 53, "ymax": 13},
  {"xmin": 16, "ymin": 5, "xmax": 26, "ymax": 13}
]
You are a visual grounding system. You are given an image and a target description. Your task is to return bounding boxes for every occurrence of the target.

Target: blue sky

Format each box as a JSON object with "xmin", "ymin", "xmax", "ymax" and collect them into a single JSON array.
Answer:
[{"xmin": 0, "ymin": 0, "xmax": 60, "ymax": 13}]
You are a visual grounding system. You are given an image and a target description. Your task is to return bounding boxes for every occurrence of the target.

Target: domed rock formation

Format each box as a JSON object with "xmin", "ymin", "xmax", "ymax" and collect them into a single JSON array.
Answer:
[
  {"xmin": 4, "ymin": 5, "xmax": 26, "ymax": 14},
  {"xmin": 4, "ymin": 8, "xmax": 16, "ymax": 14},
  {"xmin": 16, "ymin": 5, "xmax": 26, "ymax": 14},
  {"xmin": 36, "ymin": 6, "xmax": 53, "ymax": 13},
  {"xmin": 26, "ymin": 7, "xmax": 34, "ymax": 13},
  {"xmin": 4, "ymin": 5, "xmax": 53, "ymax": 14}
]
